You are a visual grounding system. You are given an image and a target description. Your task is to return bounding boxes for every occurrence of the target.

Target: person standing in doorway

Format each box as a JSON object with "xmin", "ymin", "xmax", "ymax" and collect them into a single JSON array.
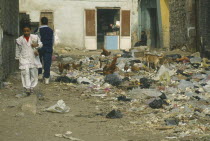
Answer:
[
  {"xmin": 36, "ymin": 17, "xmax": 54, "ymax": 84},
  {"xmin": 134, "ymin": 31, "xmax": 147, "ymax": 47}
]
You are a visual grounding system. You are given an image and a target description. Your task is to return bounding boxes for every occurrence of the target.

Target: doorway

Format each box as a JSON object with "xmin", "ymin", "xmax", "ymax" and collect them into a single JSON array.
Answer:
[
  {"xmin": 148, "ymin": 8, "xmax": 159, "ymax": 48},
  {"xmin": 97, "ymin": 8, "xmax": 120, "ymax": 49},
  {"xmin": 139, "ymin": 0, "xmax": 161, "ymax": 48}
]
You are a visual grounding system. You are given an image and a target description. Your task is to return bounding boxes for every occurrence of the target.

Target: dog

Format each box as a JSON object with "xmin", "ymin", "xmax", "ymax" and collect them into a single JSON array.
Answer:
[{"xmin": 145, "ymin": 54, "xmax": 164, "ymax": 70}]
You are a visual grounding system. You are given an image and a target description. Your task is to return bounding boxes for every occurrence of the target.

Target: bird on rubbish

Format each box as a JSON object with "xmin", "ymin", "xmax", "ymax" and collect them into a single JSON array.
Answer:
[
  {"xmin": 72, "ymin": 61, "xmax": 83, "ymax": 70},
  {"xmin": 101, "ymin": 47, "xmax": 111, "ymax": 56},
  {"xmin": 124, "ymin": 63, "xmax": 129, "ymax": 72},
  {"xmin": 58, "ymin": 62, "xmax": 70, "ymax": 74},
  {"xmin": 103, "ymin": 56, "xmax": 119, "ymax": 75}
]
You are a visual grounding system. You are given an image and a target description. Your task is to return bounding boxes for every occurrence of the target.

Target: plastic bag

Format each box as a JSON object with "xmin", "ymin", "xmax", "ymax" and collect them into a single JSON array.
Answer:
[{"xmin": 46, "ymin": 100, "xmax": 70, "ymax": 113}]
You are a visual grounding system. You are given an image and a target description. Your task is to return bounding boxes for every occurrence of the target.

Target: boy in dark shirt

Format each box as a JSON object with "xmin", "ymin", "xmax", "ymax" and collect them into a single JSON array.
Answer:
[
  {"xmin": 134, "ymin": 31, "xmax": 147, "ymax": 47},
  {"xmin": 35, "ymin": 17, "xmax": 54, "ymax": 84}
]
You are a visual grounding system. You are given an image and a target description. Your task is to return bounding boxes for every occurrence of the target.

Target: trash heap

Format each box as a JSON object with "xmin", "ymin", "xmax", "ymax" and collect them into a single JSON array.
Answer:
[{"xmin": 51, "ymin": 50, "xmax": 210, "ymax": 139}]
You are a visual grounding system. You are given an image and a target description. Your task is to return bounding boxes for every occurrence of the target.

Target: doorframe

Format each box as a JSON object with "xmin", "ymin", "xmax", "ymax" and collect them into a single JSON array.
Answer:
[
  {"xmin": 96, "ymin": 7, "xmax": 121, "ymax": 50},
  {"xmin": 156, "ymin": 0, "xmax": 163, "ymax": 48}
]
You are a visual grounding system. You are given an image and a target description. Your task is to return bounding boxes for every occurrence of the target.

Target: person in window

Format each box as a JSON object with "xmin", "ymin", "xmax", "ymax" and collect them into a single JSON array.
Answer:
[
  {"xmin": 108, "ymin": 24, "xmax": 114, "ymax": 32},
  {"xmin": 134, "ymin": 31, "xmax": 147, "ymax": 47}
]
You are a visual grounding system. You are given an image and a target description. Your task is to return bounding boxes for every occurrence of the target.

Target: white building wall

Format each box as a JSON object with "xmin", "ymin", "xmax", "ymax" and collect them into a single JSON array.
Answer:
[{"xmin": 19, "ymin": 0, "xmax": 139, "ymax": 49}]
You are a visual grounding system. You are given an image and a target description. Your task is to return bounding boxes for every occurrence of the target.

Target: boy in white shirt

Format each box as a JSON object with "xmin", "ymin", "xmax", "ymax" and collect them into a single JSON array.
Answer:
[{"xmin": 16, "ymin": 24, "xmax": 43, "ymax": 95}]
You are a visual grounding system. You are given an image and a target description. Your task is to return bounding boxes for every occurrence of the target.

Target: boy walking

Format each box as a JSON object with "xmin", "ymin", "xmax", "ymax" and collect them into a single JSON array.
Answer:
[
  {"xmin": 16, "ymin": 25, "xmax": 43, "ymax": 95},
  {"xmin": 36, "ymin": 17, "xmax": 54, "ymax": 84}
]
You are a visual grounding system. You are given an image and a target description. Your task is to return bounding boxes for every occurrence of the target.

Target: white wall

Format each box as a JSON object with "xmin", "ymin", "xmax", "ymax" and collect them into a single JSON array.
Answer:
[{"xmin": 20, "ymin": 0, "xmax": 139, "ymax": 49}]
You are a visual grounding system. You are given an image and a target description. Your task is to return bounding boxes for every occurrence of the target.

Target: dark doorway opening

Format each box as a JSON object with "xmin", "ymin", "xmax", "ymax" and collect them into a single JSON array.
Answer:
[
  {"xmin": 148, "ymin": 8, "xmax": 159, "ymax": 48},
  {"xmin": 97, "ymin": 9, "xmax": 120, "ymax": 49},
  {"xmin": 139, "ymin": 0, "xmax": 161, "ymax": 48}
]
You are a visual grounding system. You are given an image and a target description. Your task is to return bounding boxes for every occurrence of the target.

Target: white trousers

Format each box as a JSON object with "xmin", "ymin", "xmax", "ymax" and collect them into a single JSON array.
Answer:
[{"xmin": 21, "ymin": 68, "xmax": 38, "ymax": 89}]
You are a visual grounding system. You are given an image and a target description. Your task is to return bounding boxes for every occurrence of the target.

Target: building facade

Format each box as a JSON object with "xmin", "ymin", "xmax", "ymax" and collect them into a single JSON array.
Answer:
[
  {"xmin": 197, "ymin": 0, "xmax": 210, "ymax": 57},
  {"xmin": 19, "ymin": 0, "xmax": 139, "ymax": 50},
  {"xmin": 138, "ymin": 0, "xmax": 170, "ymax": 49},
  {"xmin": 168, "ymin": 0, "xmax": 197, "ymax": 51},
  {"xmin": 0, "ymin": 0, "xmax": 19, "ymax": 87}
]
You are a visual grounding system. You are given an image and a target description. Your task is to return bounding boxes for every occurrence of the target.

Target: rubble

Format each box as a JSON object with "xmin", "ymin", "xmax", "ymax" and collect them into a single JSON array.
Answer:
[{"xmin": 49, "ymin": 49, "xmax": 210, "ymax": 139}]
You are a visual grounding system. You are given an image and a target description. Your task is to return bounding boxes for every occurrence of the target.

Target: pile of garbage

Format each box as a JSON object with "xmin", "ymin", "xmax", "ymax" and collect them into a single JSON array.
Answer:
[{"xmin": 51, "ymin": 49, "xmax": 210, "ymax": 139}]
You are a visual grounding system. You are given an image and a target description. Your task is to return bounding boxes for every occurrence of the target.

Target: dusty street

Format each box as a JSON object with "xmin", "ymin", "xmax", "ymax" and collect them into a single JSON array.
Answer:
[
  {"xmin": 0, "ymin": 74, "xmax": 165, "ymax": 141},
  {"xmin": 0, "ymin": 49, "xmax": 210, "ymax": 141},
  {"xmin": 1, "ymin": 0, "xmax": 210, "ymax": 141}
]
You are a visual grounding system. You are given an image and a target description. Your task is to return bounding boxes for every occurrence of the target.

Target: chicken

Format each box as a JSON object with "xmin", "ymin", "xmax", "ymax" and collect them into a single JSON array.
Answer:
[
  {"xmin": 103, "ymin": 56, "xmax": 118, "ymax": 75},
  {"xmin": 124, "ymin": 63, "xmax": 129, "ymax": 72},
  {"xmin": 131, "ymin": 63, "xmax": 140, "ymax": 72},
  {"xmin": 101, "ymin": 47, "xmax": 111, "ymax": 56},
  {"xmin": 58, "ymin": 62, "xmax": 70, "ymax": 74},
  {"xmin": 72, "ymin": 61, "xmax": 83, "ymax": 70}
]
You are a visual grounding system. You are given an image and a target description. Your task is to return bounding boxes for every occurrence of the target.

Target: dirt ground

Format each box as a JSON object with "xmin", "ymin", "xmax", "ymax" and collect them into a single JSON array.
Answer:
[
  {"xmin": 0, "ymin": 50, "xmax": 210, "ymax": 141},
  {"xmin": 0, "ymin": 74, "xmax": 166, "ymax": 141}
]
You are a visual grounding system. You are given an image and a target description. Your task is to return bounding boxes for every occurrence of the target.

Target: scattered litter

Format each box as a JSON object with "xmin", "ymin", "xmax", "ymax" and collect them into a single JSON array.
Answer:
[
  {"xmin": 149, "ymin": 99, "xmax": 164, "ymax": 109},
  {"xmin": 104, "ymin": 74, "xmax": 122, "ymax": 86},
  {"xmin": 121, "ymin": 50, "xmax": 132, "ymax": 58},
  {"xmin": 159, "ymin": 93, "xmax": 167, "ymax": 100},
  {"xmin": 140, "ymin": 78, "xmax": 152, "ymax": 89},
  {"xmin": 3, "ymin": 82, "xmax": 12, "ymax": 87},
  {"xmin": 165, "ymin": 54, "xmax": 181, "ymax": 60},
  {"xmin": 36, "ymin": 92, "xmax": 45, "ymax": 100},
  {"xmin": 117, "ymin": 96, "xmax": 131, "ymax": 102},
  {"xmin": 47, "ymin": 49, "xmax": 210, "ymax": 138},
  {"xmin": 63, "ymin": 135, "xmax": 83, "ymax": 141},
  {"xmin": 15, "ymin": 93, "xmax": 27, "ymax": 98},
  {"xmin": 141, "ymin": 89, "xmax": 162, "ymax": 97},
  {"xmin": 106, "ymin": 110, "xmax": 123, "ymax": 119},
  {"xmin": 91, "ymin": 94, "xmax": 107, "ymax": 97},
  {"xmin": 165, "ymin": 118, "xmax": 179, "ymax": 126},
  {"xmin": 155, "ymin": 126, "xmax": 174, "ymax": 130},
  {"xmin": 62, "ymin": 57, "xmax": 73, "ymax": 62},
  {"xmin": 178, "ymin": 80, "xmax": 194, "ymax": 90},
  {"xmin": 55, "ymin": 76, "xmax": 77, "ymax": 83},
  {"xmin": 190, "ymin": 57, "xmax": 202, "ymax": 64},
  {"xmin": 46, "ymin": 100, "xmax": 70, "ymax": 113},
  {"xmin": 55, "ymin": 131, "xmax": 83, "ymax": 141},
  {"xmin": 77, "ymin": 77, "xmax": 92, "ymax": 84},
  {"xmin": 153, "ymin": 65, "xmax": 176, "ymax": 81}
]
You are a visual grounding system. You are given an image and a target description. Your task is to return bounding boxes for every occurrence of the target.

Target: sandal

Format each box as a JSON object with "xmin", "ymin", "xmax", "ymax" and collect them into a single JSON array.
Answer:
[
  {"xmin": 30, "ymin": 89, "xmax": 34, "ymax": 95},
  {"xmin": 25, "ymin": 89, "xmax": 31, "ymax": 96}
]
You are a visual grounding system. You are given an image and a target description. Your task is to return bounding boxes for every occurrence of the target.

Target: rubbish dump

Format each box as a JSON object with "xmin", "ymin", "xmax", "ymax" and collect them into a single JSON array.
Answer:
[{"xmin": 49, "ymin": 48, "xmax": 210, "ymax": 139}]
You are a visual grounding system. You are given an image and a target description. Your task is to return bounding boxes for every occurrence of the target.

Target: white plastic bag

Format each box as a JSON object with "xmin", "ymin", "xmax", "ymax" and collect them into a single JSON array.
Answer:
[{"xmin": 46, "ymin": 100, "xmax": 70, "ymax": 113}]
